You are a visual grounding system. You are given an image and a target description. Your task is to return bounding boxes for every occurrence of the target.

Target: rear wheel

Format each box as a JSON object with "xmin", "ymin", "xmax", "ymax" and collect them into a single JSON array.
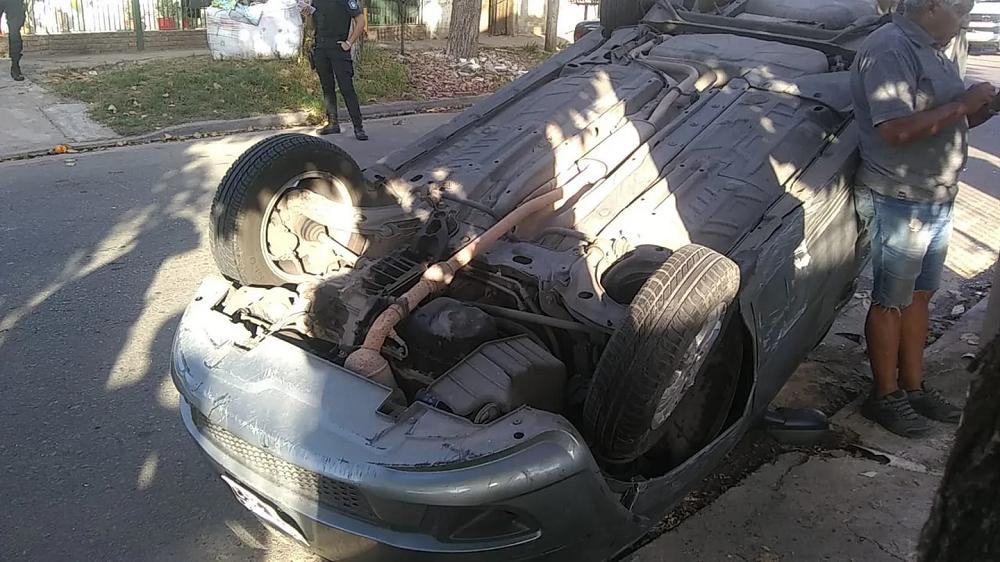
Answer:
[
  {"xmin": 210, "ymin": 133, "xmax": 380, "ymax": 286},
  {"xmin": 583, "ymin": 244, "xmax": 742, "ymax": 464}
]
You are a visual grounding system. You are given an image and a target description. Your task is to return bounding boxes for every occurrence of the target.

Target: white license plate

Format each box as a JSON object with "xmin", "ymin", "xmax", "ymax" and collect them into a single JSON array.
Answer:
[{"xmin": 221, "ymin": 474, "xmax": 308, "ymax": 544}]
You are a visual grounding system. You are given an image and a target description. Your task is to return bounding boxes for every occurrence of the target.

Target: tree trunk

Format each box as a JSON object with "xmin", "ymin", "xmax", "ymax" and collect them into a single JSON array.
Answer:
[
  {"xmin": 543, "ymin": 0, "xmax": 559, "ymax": 52},
  {"xmin": 300, "ymin": 10, "xmax": 315, "ymax": 64},
  {"xmin": 398, "ymin": 0, "xmax": 406, "ymax": 54},
  {"xmin": 446, "ymin": 0, "xmax": 481, "ymax": 59},
  {"xmin": 918, "ymin": 336, "xmax": 1000, "ymax": 561}
]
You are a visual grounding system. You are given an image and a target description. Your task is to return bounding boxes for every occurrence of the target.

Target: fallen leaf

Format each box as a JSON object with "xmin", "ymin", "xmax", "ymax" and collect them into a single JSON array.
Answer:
[
  {"xmin": 860, "ymin": 471, "xmax": 878, "ymax": 478},
  {"xmin": 162, "ymin": 92, "xmax": 171, "ymax": 98},
  {"xmin": 50, "ymin": 144, "xmax": 71, "ymax": 155},
  {"xmin": 951, "ymin": 304, "xmax": 966, "ymax": 316},
  {"xmin": 213, "ymin": 82, "xmax": 223, "ymax": 90},
  {"xmin": 107, "ymin": 104, "xmax": 118, "ymax": 114}
]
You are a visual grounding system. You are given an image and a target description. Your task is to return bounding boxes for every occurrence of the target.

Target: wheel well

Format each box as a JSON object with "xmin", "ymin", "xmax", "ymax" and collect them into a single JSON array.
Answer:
[{"xmin": 724, "ymin": 316, "xmax": 757, "ymax": 430}]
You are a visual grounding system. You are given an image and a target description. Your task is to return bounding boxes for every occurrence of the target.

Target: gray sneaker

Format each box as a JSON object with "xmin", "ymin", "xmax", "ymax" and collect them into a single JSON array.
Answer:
[
  {"xmin": 907, "ymin": 386, "xmax": 962, "ymax": 424},
  {"xmin": 861, "ymin": 390, "xmax": 931, "ymax": 438}
]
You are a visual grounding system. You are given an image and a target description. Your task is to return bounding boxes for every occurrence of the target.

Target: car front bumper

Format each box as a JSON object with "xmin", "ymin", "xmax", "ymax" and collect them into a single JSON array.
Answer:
[{"xmin": 172, "ymin": 277, "xmax": 636, "ymax": 561}]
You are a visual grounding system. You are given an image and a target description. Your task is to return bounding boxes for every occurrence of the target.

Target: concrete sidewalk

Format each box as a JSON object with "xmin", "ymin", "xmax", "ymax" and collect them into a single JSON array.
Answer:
[{"xmin": 0, "ymin": 62, "xmax": 118, "ymax": 156}]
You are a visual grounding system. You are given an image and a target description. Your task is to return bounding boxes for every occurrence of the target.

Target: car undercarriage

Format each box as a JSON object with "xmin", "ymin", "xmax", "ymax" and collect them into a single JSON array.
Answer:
[{"xmin": 171, "ymin": 1, "xmax": 907, "ymax": 559}]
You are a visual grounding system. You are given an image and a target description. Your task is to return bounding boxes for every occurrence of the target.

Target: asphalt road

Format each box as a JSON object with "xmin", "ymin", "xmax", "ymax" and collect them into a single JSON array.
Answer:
[
  {"xmin": 0, "ymin": 113, "xmax": 454, "ymax": 561},
  {"xmin": 3, "ymin": 56, "xmax": 1000, "ymax": 562}
]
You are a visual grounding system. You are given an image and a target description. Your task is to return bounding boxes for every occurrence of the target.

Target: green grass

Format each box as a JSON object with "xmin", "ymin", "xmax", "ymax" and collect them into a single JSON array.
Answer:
[{"xmin": 44, "ymin": 48, "xmax": 415, "ymax": 135}]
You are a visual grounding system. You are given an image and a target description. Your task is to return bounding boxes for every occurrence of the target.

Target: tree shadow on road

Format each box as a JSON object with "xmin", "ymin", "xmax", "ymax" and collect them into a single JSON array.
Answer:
[{"xmin": 0, "ymin": 139, "xmax": 312, "ymax": 561}]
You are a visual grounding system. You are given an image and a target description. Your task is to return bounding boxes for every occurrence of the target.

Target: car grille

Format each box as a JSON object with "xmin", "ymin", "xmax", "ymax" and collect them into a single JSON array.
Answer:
[{"xmin": 192, "ymin": 410, "xmax": 377, "ymax": 522}]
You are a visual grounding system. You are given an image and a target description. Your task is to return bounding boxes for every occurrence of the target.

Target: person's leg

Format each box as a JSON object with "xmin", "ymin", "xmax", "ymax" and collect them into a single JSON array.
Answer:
[
  {"xmin": 903, "ymin": 201, "xmax": 962, "ymax": 422},
  {"xmin": 859, "ymin": 190, "xmax": 931, "ymax": 437},
  {"xmin": 313, "ymin": 49, "xmax": 341, "ymax": 133},
  {"xmin": 331, "ymin": 55, "xmax": 366, "ymax": 139},
  {"xmin": 856, "ymin": 186, "xmax": 908, "ymax": 396},
  {"xmin": 866, "ymin": 305, "xmax": 903, "ymax": 396},
  {"xmin": 898, "ymin": 289, "xmax": 932, "ymax": 391},
  {"xmin": 5, "ymin": 0, "xmax": 25, "ymax": 81}
]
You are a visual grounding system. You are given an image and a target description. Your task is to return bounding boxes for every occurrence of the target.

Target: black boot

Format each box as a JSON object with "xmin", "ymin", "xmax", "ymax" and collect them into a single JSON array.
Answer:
[
  {"xmin": 354, "ymin": 127, "xmax": 368, "ymax": 141},
  {"xmin": 10, "ymin": 59, "xmax": 24, "ymax": 82},
  {"xmin": 317, "ymin": 119, "xmax": 341, "ymax": 135}
]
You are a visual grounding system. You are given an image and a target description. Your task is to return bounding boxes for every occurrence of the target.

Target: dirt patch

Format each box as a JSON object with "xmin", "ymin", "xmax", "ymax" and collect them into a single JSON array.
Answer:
[
  {"xmin": 927, "ymin": 267, "xmax": 993, "ymax": 345},
  {"xmin": 400, "ymin": 46, "xmax": 553, "ymax": 98},
  {"xmin": 772, "ymin": 341, "xmax": 871, "ymax": 415}
]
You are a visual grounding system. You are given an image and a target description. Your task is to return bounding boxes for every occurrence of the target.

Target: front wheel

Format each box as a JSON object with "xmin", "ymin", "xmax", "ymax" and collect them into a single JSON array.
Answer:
[
  {"xmin": 209, "ymin": 133, "xmax": 380, "ymax": 286},
  {"xmin": 583, "ymin": 244, "xmax": 742, "ymax": 464}
]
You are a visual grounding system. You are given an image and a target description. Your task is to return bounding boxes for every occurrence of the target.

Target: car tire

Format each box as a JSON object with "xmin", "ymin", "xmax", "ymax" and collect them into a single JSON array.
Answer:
[
  {"xmin": 583, "ymin": 244, "xmax": 741, "ymax": 464},
  {"xmin": 210, "ymin": 133, "xmax": 378, "ymax": 286},
  {"xmin": 599, "ymin": 0, "xmax": 655, "ymax": 34},
  {"xmin": 646, "ymin": 313, "xmax": 743, "ymax": 467}
]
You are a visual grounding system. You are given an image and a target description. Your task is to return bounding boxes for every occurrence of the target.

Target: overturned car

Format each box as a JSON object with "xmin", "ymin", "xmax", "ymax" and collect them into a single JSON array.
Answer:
[{"xmin": 172, "ymin": 0, "xmax": 899, "ymax": 559}]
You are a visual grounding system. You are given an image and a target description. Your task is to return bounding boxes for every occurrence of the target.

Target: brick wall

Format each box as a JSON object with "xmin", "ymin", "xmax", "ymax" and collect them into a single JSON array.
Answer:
[{"xmin": 0, "ymin": 30, "xmax": 208, "ymax": 57}]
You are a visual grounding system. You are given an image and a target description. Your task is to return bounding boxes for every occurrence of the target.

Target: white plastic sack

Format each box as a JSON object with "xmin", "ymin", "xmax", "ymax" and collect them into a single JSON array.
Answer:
[{"xmin": 206, "ymin": 0, "xmax": 303, "ymax": 60}]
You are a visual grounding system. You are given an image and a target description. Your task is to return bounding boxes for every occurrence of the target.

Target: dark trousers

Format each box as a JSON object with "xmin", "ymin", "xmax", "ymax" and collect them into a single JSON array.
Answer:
[
  {"xmin": 0, "ymin": 0, "xmax": 25, "ymax": 63},
  {"xmin": 313, "ymin": 48, "xmax": 363, "ymax": 128}
]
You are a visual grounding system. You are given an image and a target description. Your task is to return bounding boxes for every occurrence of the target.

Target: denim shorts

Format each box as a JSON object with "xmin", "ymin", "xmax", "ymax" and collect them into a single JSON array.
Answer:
[{"xmin": 854, "ymin": 186, "xmax": 953, "ymax": 308}]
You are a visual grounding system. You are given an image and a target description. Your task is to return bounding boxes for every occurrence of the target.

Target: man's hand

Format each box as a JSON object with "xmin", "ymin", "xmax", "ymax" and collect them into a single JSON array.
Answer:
[
  {"xmin": 338, "ymin": 41, "xmax": 352, "ymax": 51},
  {"xmin": 959, "ymin": 82, "xmax": 996, "ymax": 114}
]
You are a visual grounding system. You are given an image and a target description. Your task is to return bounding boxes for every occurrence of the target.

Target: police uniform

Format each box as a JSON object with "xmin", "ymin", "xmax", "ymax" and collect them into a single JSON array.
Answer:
[
  {"xmin": 312, "ymin": 0, "xmax": 365, "ymax": 137},
  {"xmin": 1, "ymin": 0, "xmax": 25, "ymax": 81}
]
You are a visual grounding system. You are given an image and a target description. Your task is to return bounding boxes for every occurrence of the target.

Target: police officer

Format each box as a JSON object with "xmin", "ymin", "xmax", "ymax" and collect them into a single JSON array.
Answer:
[
  {"xmin": 1, "ymin": 0, "xmax": 25, "ymax": 81},
  {"xmin": 311, "ymin": 0, "xmax": 367, "ymax": 140}
]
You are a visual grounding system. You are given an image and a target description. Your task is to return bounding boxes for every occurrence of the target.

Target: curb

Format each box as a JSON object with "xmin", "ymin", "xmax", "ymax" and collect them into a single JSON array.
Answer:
[
  {"xmin": 0, "ymin": 95, "xmax": 488, "ymax": 163},
  {"xmin": 925, "ymin": 297, "xmax": 990, "ymax": 359}
]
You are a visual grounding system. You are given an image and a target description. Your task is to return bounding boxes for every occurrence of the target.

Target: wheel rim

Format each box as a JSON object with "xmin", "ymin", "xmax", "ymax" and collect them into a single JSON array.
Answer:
[
  {"xmin": 652, "ymin": 302, "xmax": 727, "ymax": 429},
  {"xmin": 260, "ymin": 171, "xmax": 356, "ymax": 283}
]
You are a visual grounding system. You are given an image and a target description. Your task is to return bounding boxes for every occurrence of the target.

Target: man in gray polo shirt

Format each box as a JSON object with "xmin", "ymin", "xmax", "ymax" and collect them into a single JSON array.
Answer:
[{"xmin": 851, "ymin": 0, "xmax": 996, "ymax": 437}]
